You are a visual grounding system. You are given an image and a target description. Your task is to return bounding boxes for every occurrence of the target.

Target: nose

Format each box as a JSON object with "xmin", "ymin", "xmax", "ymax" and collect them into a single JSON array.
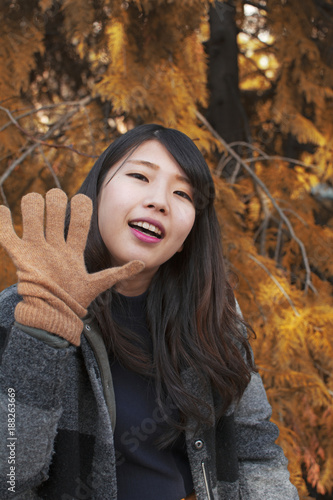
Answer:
[
  {"xmin": 145, "ymin": 200, "xmax": 168, "ymax": 214},
  {"xmin": 144, "ymin": 184, "xmax": 169, "ymax": 214}
]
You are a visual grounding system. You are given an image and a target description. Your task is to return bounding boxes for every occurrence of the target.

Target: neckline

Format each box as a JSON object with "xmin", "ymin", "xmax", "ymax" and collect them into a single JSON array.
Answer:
[
  {"xmin": 111, "ymin": 289, "xmax": 148, "ymax": 320},
  {"xmin": 116, "ymin": 289, "xmax": 148, "ymax": 302}
]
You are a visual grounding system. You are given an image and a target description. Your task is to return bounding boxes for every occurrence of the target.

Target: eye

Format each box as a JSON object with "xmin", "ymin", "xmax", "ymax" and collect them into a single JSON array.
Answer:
[
  {"xmin": 174, "ymin": 190, "xmax": 193, "ymax": 202},
  {"xmin": 127, "ymin": 173, "xmax": 148, "ymax": 182}
]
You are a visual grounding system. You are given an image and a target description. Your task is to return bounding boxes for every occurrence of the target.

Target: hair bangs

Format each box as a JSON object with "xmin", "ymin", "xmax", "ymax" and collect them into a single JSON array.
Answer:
[{"xmin": 152, "ymin": 128, "xmax": 216, "ymax": 213}]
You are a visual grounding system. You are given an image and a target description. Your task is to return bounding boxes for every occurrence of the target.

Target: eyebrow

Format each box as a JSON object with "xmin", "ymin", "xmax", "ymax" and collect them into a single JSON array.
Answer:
[{"xmin": 126, "ymin": 159, "xmax": 191, "ymax": 185}]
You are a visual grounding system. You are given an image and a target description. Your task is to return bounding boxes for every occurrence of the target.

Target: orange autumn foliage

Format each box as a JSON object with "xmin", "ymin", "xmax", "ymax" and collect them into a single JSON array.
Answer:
[{"xmin": 0, "ymin": 1, "xmax": 332, "ymax": 497}]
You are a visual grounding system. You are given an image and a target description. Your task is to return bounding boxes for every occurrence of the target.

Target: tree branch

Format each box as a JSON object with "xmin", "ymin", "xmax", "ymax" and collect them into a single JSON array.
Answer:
[
  {"xmin": 238, "ymin": 50, "xmax": 274, "ymax": 85},
  {"xmin": 38, "ymin": 146, "xmax": 62, "ymax": 189},
  {"xmin": 0, "ymin": 97, "xmax": 93, "ymax": 132},
  {"xmin": 228, "ymin": 141, "xmax": 317, "ymax": 170},
  {"xmin": 0, "ymin": 108, "xmax": 78, "ymax": 187},
  {"xmin": 247, "ymin": 254, "xmax": 300, "ymax": 317},
  {"xmin": 274, "ymin": 220, "xmax": 283, "ymax": 264},
  {"xmin": 0, "ymin": 185, "xmax": 9, "ymax": 207},
  {"xmin": 0, "ymin": 97, "xmax": 98, "ymax": 159},
  {"xmin": 196, "ymin": 110, "xmax": 317, "ymax": 294}
]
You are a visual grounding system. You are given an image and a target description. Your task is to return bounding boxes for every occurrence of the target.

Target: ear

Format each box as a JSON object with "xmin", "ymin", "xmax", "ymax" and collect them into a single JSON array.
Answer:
[{"xmin": 177, "ymin": 244, "xmax": 184, "ymax": 253}]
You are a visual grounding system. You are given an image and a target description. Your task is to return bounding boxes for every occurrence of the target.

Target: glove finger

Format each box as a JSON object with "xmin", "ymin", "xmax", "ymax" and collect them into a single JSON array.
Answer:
[
  {"xmin": 88, "ymin": 260, "xmax": 145, "ymax": 298},
  {"xmin": 21, "ymin": 192, "xmax": 45, "ymax": 242},
  {"xmin": 66, "ymin": 194, "xmax": 93, "ymax": 254},
  {"xmin": 0, "ymin": 205, "xmax": 21, "ymax": 256},
  {"xmin": 45, "ymin": 189, "xmax": 68, "ymax": 245}
]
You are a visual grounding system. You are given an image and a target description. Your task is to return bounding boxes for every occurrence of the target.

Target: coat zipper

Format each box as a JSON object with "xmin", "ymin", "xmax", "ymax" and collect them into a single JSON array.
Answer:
[{"xmin": 201, "ymin": 460, "xmax": 213, "ymax": 500}]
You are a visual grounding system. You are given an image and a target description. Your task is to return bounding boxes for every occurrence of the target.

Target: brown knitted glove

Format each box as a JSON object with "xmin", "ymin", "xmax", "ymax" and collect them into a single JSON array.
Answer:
[{"xmin": 0, "ymin": 188, "xmax": 144, "ymax": 345}]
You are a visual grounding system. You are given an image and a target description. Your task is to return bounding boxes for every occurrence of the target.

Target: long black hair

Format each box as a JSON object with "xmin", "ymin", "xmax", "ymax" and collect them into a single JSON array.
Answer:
[{"xmin": 78, "ymin": 124, "xmax": 256, "ymax": 445}]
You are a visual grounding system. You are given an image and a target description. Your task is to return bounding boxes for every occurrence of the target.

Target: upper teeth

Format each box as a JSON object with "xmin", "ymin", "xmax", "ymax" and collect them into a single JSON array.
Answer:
[{"xmin": 132, "ymin": 221, "xmax": 162, "ymax": 236}]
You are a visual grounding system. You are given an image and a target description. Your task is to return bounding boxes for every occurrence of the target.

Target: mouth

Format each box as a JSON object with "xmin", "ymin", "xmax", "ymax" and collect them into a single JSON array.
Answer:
[{"xmin": 128, "ymin": 220, "xmax": 164, "ymax": 239}]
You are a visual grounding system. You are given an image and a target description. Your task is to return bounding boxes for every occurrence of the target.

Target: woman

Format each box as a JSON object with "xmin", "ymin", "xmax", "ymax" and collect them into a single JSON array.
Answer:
[{"xmin": 0, "ymin": 124, "xmax": 298, "ymax": 499}]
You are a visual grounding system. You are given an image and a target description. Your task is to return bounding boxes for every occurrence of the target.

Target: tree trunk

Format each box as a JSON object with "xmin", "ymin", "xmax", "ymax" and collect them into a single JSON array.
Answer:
[{"xmin": 205, "ymin": 0, "xmax": 250, "ymax": 178}]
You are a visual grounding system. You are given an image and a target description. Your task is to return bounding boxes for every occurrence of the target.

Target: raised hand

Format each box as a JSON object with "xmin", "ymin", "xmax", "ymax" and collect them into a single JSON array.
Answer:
[{"xmin": 0, "ymin": 189, "xmax": 144, "ymax": 345}]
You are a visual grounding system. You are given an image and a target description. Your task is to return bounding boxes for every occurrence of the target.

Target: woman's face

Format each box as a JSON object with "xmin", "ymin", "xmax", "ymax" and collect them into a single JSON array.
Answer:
[{"xmin": 98, "ymin": 140, "xmax": 196, "ymax": 290}]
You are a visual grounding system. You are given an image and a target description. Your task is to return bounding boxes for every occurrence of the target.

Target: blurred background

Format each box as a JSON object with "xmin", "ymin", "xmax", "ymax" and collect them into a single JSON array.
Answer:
[{"xmin": 0, "ymin": 0, "xmax": 332, "ymax": 497}]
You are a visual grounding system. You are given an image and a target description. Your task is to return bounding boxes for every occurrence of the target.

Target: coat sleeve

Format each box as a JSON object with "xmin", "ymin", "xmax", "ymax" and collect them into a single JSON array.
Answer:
[
  {"xmin": 234, "ymin": 370, "xmax": 299, "ymax": 500},
  {"xmin": 0, "ymin": 286, "xmax": 75, "ymax": 498}
]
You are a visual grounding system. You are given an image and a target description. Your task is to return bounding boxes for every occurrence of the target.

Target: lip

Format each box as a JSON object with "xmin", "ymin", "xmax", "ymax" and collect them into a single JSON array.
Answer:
[
  {"xmin": 128, "ymin": 217, "xmax": 166, "ymax": 238},
  {"xmin": 129, "ymin": 226, "xmax": 161, "ymax": 244}
]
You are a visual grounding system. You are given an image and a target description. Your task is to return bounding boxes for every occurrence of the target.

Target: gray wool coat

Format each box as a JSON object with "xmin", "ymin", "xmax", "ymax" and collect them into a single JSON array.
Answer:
[{"xmin": 0, "ymin": 285, "xmax": 299, "ymax": 500}]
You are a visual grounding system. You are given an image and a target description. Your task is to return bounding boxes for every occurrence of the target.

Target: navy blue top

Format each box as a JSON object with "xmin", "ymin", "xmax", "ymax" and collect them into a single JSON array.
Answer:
[{"xmin": 110, "ymin": 292, "xmax": 193, "ymax": 500}]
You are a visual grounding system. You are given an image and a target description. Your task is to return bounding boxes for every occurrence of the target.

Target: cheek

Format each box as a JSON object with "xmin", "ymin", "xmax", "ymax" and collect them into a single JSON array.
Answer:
[
  {"xmin": 98, "ymin": 183, "xmax": 125, "ymax": 222},
  {"xmin": 97, "ymin": 197, "xmax": 109, "ymax": 234},
  {"xmin": 177, "ymin": 207, "xmax": 196, "ymax": 240},
  {"xmin": 97, "ymin": 192, "xmax": 118, "ymax": 242}
]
